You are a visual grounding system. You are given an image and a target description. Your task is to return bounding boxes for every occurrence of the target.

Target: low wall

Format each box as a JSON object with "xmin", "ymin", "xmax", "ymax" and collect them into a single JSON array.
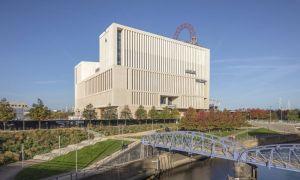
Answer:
[
  {"xmin": 241, "ymin": 134, "xmax": 300, "ymax": 148},
  {"xmin": 78, "ymin": 148, "xmax": 205, "ymax": 180}
]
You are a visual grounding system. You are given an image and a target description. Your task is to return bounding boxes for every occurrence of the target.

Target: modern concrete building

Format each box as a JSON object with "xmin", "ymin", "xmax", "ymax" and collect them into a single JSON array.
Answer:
[
  {"xmin": 9, "ymin": 102, "xmax": 30, "ymax": 120},
  {"xmin": 75, "ymin": 23, "xmax": 210, "ymax": 118}
]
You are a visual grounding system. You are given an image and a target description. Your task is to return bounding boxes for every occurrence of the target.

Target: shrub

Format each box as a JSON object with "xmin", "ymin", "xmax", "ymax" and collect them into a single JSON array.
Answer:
[
  {"xmin": 91, "ymin": 123, "xmax": 177, "ymax": 136},
  {"xmin": 180, "ymin": 109, "xmax": 247, "ymax": 131}
]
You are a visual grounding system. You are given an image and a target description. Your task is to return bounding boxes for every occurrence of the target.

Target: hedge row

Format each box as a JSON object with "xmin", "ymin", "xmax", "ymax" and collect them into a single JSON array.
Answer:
[
  {"xmin": 0, "ymin": 128, "xmax": 90, "ymax": 166},
  {"xmin": 91, "ymin": 123, "xmax": 177, "ymax": 136}
]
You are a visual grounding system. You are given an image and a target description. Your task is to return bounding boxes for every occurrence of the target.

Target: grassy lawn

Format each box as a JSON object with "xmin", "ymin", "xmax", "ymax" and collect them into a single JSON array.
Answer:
[
  {"xmin": 15, "ymin": 139, "xmax": 129, "ymax": 180},
  {"xmin": 208, "ymin": 129, "xmax": 244, "ymax": 137},
  {"xmin": 236, "ymin": 128, "xmax": 279, "ymax": 139}
]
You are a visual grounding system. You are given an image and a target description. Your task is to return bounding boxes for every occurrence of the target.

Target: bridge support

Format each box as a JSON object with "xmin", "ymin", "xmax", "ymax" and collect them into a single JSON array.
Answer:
[
  {"xmin": 232, "ymin": 162, "xmax": 257, "ymax": 180},
  {"xmin": 140, "ymin": 144, "xmax": 145, "ymax": 159}
]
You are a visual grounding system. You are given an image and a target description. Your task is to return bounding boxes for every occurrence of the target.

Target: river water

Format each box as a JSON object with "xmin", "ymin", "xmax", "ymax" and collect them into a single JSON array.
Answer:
[{"xmin": 158, "ymin": 158, "xmax": 300, "ymax": 180}]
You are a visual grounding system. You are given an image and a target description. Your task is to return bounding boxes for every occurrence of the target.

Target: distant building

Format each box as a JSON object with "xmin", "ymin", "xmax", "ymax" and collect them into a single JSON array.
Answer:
[
  {"xmin": 209, "ymin": 99, "xmax": 220, "ymax": 110},
  {"xmin": 9, "ymin": 102, "xmax": 30, "ymax": 120},
  {"xmin": 75, "ymin": 23, "xmax": 210, "ymax": 118},
  {"xmin": 68, "ymin": 109, "xmax": 81, "ymax": 120}
]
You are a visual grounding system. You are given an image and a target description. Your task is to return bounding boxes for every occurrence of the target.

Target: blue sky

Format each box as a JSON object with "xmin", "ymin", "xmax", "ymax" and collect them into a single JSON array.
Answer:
[{"xmin": 0, "ymin": 0, "xmax": 299, "ymax": 110}]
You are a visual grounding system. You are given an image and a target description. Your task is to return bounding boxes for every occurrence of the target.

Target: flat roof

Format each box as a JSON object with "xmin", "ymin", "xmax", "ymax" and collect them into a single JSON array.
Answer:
[{"xmin": 103, "ymin": 22, "xmax": 209, "ymax": 50}]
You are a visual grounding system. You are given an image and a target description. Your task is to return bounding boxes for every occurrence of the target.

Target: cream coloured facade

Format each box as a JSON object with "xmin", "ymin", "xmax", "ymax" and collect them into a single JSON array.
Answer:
[{"xmin": 75, "ymin": 23, "xmax": 210, "ymax": 117}]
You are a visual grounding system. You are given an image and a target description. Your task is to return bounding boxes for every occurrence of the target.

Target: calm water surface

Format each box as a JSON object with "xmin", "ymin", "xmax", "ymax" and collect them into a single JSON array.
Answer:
[{"xmin": 158, "ymin": 158, "xmax": 300, "ymax": 180}]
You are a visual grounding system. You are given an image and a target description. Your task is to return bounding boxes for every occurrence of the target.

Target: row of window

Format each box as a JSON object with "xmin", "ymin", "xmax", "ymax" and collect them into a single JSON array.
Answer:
[
  {"xmin": 131, "ymin": 91, "xmax": 205, "ymax": 108},
  {"xmin": 121, "ymin": 29, "xmax": 208, "ymax": 78},
  {"xmin": 132, "ymin": 91, "xmax": 158, "ymax": 106},
  {"xmin": 84, "ymin": 69, "xmax": 113, "ymax": 96},
  {"xmin": 131, "ymin": 69, "xmax": 206, "ymax": 97},
  {"xmin": 10, "ymin": 104, "xmax": 28, "ymax": 108},
  {"xmin": 181, "ymin": 96, "xmax": 206, "ymax": 109}
]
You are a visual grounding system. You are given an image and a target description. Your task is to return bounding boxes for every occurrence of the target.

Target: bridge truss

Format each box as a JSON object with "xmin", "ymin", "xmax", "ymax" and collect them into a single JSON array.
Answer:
[
  {"xmin": 239, "ymin": 144, "xmax": 300, "ymax": 172},
  {"xmin": 141, "ymin": 131, "xmax": 300, "ymax": 173}
]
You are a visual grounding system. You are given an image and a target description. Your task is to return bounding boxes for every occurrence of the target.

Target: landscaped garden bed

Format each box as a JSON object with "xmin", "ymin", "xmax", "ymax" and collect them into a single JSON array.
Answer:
[
  {"xmin": 91, "ymin": 123, "xmax": 177, "ymax": 136},
  {"xmin": 0, "ymin": 128, "xmax": 91, "ymax": 166}
]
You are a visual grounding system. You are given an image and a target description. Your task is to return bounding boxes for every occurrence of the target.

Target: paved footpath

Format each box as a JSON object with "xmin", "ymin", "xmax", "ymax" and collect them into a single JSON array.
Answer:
[{"xmin": 0, "ymin": 159, "xmax": 45, "ymax": 180}]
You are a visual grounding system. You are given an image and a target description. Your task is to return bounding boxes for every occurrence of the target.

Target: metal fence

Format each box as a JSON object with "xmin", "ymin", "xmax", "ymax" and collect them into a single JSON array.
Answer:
[{"xmin": 0, "ymin": 119, "xmax": 177, "ymax": 130}]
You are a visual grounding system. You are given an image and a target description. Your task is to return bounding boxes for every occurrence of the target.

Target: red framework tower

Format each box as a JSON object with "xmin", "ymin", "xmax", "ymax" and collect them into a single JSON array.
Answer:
[{"xmin": 173, "ymin": 23, "xmax": 198, "ymax": 45}]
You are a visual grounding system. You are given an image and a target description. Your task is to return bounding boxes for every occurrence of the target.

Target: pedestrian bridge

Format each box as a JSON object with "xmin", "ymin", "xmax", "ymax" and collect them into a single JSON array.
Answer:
[{"xmin": 141, "ymin": 131, "xmax": 300, "ymax": 173}]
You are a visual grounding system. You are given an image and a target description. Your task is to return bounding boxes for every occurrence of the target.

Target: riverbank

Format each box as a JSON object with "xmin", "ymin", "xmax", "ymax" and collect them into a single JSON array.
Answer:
[
  {"xmin": 238, "ymin": 128, "xmax": 300, "ymax": 148},
  {"xmin": 84, "ymin": 152, "xmax": 207, "ymax": 180},
  {"xmin": 157, "ymin": 158, "xmax": 300, "ymax": 180}
]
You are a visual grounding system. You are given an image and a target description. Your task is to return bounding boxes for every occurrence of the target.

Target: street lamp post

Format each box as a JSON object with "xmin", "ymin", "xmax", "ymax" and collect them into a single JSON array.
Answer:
[
  {"xmin": 21, "ymin": 144, "xmax": 24, "ymax": 168},
  {"xmin": 152, "ymin": 119, "xmax": 154, "ymax": 131},
  {"xmin": 75, "ymin": 145, "xmax": 78, "ymax": 172},
  {"xmin": 22, "ymin": 106, "xmax": 25, "ymax": 131},
  {"xmin": 122, "ymin": 125, "xmax": 124, "ymax": 145},
  {"xmin": 279, "ymin": 98, "xmax": 283, "ymax": 121},
  {"xmin": 89, "ymin": 111, "xmax": 92, "ymax": 126},
  {"xmin": 59, "ymin": 135, "xmax": 61, "ymax": 155},
  {"xmin": 269, "ymin": 106, "xmax": 272, "ymax": 130},
  {"xmin": 87, "ymin": 110, "xmax": 93, "ymax": 141}
]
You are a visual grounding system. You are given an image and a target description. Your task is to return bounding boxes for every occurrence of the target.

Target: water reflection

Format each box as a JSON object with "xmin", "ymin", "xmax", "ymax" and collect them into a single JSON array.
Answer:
[{"xmin": 158, "ymin": 159, "xmax": 300, "ymax": 180}]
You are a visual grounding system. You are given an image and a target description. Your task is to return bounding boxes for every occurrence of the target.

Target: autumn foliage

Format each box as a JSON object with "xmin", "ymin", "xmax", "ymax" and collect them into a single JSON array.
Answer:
[
  {"xmin": 248, "ymin": 108, "xmax": 269, "ymax": 120},
  {"xmin": 180, "ymin": 108, "xmax": 247, "ymax": 131}
]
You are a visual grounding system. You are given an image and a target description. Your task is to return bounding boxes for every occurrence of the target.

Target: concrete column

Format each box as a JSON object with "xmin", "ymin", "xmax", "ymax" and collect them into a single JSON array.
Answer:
[
  {"xmin": 233, "ymin": 162, "xmax": 257, "ymax": 180},
  {"xmin": 127, "ymin": 153, "xmax": 131, "ymax": 162},
  {"xmin": 140, "ymin": 144, "xmax": 145, "ymax": 159}
]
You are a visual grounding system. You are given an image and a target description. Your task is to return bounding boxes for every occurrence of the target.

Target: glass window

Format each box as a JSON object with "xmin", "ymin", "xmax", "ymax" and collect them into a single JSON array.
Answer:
[
  {"xmin": 117, "ymin": 29, "xmax": 122, "ymax": 65},
  {"xmin": 160, "ymin": 96, "xmax": 166, "ymax": 105}
]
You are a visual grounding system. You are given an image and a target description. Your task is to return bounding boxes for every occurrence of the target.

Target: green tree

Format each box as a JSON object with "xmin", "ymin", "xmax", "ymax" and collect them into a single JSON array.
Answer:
[
  {"xmin": 148, "ymin": 106, "xmax": 159, "ymax": 119},
  {"xmin": 135, "ymin": 105, "xmax": 147, "ymax": 119},
  {"xmin": 28, "ymin": 99, "xmax": 50, "ymax": 129},
  {"xmin": 82, "ymin": 104, "xmax": 97, "ymax": 120},
  {"xmin": 101, "ymin": 103, "xmax": 118, "ymax": 120},
  {"xmin": 170, "ymin": 108, "xmax": 181, "ymax": 119},
  {"xmin": 120, "ymin": 105, "xmax": 132, "ymax": 119},
  {"xmin": 287, "ymin": 109, "xmax": 300, "ymax": 121},
  {"xmin": 0, "ymin": 98, "xmax": 16, "ymax": 130},
  {"xmin": 160, "ymin": 107, "xmax": 171, "ymax": 119},
  {"xmin": 50, "ymin": 111, "xmax": 73, "ymax": 120}
]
